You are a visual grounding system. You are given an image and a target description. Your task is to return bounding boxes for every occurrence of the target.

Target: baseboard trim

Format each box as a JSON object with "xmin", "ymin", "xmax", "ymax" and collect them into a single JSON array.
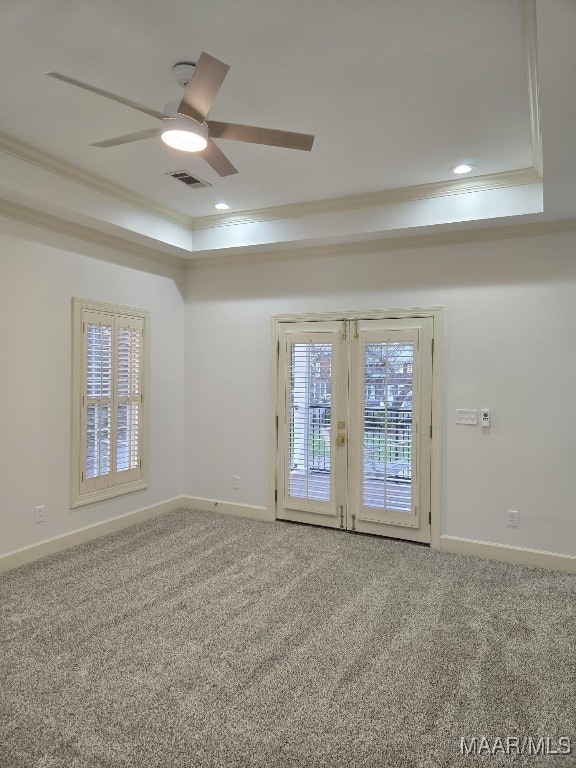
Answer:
[
  {"xmin": 182, "ymin": 496, "xmax": 273, "ymax": 522},
  {"xmin": 0, "ymin": 497, "xmax": 184, "ymax": 574},
  {"xmin": 5, "ymin": 501, "xmax": 571, "ymax": 575},
  {"xmin": 440, "ymin": 535, "xmax": 576, "ymax": 573}
]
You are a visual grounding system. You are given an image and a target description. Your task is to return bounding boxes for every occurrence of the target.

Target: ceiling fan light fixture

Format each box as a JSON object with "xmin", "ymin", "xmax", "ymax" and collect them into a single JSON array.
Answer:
[{"xmin": 161, "ymin": 114, "xmax": 208, "ymax": 152}]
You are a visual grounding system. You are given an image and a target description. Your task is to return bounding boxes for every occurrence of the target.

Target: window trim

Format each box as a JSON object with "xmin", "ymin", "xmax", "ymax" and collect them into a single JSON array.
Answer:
[{"xmin": 70, "ymin": 298, "xmax": 149, "ymax": 508}]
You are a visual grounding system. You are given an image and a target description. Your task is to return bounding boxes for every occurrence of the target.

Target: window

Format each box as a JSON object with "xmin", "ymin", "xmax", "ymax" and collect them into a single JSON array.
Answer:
[{"xmin": 71, "ymin": 299, "xmax": 148, "ymax": 507}]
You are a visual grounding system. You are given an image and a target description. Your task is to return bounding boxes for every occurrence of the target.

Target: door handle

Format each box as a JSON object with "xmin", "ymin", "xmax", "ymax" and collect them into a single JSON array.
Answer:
[{"xmin": 336, "ymin": 433, "xmax": 346, "ymax": 446}]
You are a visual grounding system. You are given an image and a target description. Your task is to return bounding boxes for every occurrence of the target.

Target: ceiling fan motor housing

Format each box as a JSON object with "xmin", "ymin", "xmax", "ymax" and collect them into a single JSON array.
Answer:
[{"xmin": 173, "ymin": 62, "xmax": 196, "ymax": 88}]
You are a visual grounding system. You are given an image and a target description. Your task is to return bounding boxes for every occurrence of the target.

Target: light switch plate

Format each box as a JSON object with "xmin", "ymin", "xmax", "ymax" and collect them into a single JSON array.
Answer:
[{"xmin": 456, "ymin": 409, "xmax": 478, "ymax": 425}]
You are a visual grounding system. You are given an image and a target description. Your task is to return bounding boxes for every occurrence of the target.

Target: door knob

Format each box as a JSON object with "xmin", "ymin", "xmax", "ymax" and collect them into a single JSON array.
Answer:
[{"xmin": 336, "ymin": 433, "xmax": 345, "ymax": 446}]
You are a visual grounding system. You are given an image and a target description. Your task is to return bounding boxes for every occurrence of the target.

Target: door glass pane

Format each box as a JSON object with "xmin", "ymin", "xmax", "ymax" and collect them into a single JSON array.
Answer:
[
  {"xmin": 288, "ymin": 342, "xmax": 332, "ymax": 501},
  {"xmin": 363, "ymin": 341, "xmax": 413, "ymax": 512}
]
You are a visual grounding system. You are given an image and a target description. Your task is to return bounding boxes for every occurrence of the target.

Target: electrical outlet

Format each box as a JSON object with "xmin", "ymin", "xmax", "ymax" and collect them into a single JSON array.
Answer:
[
  {"xmin": 34, "ymin": 505, "xmax": 45, "ymax": 524},
  {"xmin": 506, "ymin": 509, "xmax": 519, "ymax": 528},
  {"xmin": 232, "ymin": 475, "xmax": 240, "ymax": 490}
]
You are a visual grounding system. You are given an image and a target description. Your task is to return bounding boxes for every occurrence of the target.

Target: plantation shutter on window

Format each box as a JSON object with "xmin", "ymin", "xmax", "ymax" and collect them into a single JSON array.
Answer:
[
  {"xmin": 73, "ymin": 300, "xmax": 147, "ymax": 507},
  {"xmin": 115, "ymin": 316, "xmax": 143, "ymax": 481},
  {"xmin": 82, "ymin": 311, "xmax": 114, "ymax": 493}
]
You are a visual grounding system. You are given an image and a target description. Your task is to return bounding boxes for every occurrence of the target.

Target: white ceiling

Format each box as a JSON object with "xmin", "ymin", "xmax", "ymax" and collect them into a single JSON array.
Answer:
[{"xmin": 0, "ymin": 0, "xmax": 574, "ymax": 261}]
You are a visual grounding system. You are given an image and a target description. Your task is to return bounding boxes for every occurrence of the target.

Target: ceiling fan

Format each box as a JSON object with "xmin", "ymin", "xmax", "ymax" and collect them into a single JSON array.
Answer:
[{"xmin": 47, "ymin": 52, "xmax": 315, "ymax": 177}]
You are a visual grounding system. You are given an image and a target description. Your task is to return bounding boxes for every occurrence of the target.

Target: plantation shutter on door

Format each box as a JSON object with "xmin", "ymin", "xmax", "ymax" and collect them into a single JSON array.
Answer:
[
  {"xmin": 276, "ymin": 315, "xmax": 433, "ymax": 543},
  {"xmin": 348, "ymin": 318, "xmax": 432, "ymax": 542},
  {"xmin": 361, "ymin": 333, "xmax": 417, "ymax": 516},
  {"xmin": 277, "ymin": 321, "xmax": 346, "ymax": 526},
  {"xmin": 288, "ymin": 340, "xmax": 333, "ymax": 502}
]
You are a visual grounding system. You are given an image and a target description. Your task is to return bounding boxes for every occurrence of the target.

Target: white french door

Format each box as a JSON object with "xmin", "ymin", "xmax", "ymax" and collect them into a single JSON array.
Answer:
[{"xmin": 276, "ymin": 316, "xmax": 433, "ymax": 543}]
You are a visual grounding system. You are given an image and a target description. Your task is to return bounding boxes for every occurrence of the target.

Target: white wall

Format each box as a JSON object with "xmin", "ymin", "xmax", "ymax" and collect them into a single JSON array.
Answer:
[
  {"xmin": 0, "ymin": 219, "xmax": 185, "ymax": 556},
  {"xmin": 184, "ymin": 231, "xmax": 576, "ymax": 557},
  {"xmin": 2, "ymin": 217, "xmax": 575, "ymax": 563}
]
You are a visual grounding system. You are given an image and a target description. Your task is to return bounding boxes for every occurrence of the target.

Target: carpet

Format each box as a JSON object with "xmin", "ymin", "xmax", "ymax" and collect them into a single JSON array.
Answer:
[{"xmin": 1, "ymin": 508, "xmax": 575, "ymax": 767}]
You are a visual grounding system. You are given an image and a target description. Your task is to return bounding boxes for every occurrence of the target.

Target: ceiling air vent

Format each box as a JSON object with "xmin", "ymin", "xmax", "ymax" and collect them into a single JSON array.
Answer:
[{"xmin": 166, "ymin": 170, "xmax": 211, "ymax": 189}]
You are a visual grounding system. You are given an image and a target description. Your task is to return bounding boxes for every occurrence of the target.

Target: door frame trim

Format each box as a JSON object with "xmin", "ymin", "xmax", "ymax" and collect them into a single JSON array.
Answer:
[{"xmin": 269, "ymin": 308, "xmax": 444, "ymax": 549}]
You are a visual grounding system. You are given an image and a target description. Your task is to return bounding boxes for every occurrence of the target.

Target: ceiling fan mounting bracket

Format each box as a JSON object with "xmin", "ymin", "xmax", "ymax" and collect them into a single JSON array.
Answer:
[{"xmin": 173, "ymin": 62, "xmax": 196, "ymax": 88}]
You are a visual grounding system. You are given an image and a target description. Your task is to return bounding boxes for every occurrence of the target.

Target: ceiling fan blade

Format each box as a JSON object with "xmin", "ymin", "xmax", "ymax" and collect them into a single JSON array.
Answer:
[
  {"xmin": 47, "ymin": 72, "xmax": 166, "ymax": 121},
  {"xmin": 91, "ymin": 127, "xmax": 162, "ymax": 148},
  {"xmin": 177, "ymin": 52, "xmax": 230, "ymax": 122},
  {"xmin": 200, "ymin": 138, "xmax": 238, "ymax": 177},
  {"xmin": 207, "ymin": 121, "xmax": 314, "ymax": 151}
]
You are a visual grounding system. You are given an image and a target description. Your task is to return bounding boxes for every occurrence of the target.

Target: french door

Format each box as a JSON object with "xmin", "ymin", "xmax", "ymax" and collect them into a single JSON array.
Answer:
[{"xmin": 276, "ymin": 316, "xmax": 433, "ymax": 543}]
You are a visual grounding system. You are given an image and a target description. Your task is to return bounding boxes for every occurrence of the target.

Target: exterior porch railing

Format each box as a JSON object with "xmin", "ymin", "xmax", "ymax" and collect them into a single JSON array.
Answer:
[{"xmin": 290, "ymin": 404, "xmax": 412, "ymax": 478}]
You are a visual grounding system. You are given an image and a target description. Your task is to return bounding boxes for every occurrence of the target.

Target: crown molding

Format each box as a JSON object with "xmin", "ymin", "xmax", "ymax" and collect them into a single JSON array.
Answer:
[
  {"xmin": 191, "ymin": 168, "xmax": 542, "ymax": 231},
  {"xmin": 0, "ymin": 132, "xmax": 542, "ymax": 237},
  {"xmin": 0, "ymin": 131, "xmax": 194, "ymax": 230},
  {"xmin": 0, "ymin": 198, "xmax": 186, "ymax": 269},
  {"xmin": 3, "ymin": 192, "xmax": 573, "ymax": 273},
  {"xmin": 522, "ymin": 0, "xmax": 543, "ymax": 176},
  {"xmin": 187, "ymin": 218, "xmax": 576, "ymax": 269}
]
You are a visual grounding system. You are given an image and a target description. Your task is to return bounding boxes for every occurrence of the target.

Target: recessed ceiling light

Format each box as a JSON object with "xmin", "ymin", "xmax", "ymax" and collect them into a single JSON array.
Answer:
[
  {"xmin": 214, "ymin": 202, "xmax": 230, "ymax": 210},
  {"xmin": 451, "ymin": 163, "xmax": 476, "ymax": 175}
]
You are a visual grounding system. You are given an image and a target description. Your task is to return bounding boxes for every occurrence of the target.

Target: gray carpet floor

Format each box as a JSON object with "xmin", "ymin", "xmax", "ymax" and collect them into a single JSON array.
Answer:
[{"xmin": 1, "ymin": 508, "xmax": 575, "ymax": 768}]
